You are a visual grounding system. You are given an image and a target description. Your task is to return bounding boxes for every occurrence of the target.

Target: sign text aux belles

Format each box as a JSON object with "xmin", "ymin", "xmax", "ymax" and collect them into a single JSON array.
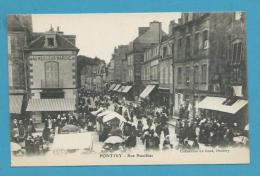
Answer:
[{"xmin": 29, "ymin": 55, "xmax": 76, "ymax": 61}]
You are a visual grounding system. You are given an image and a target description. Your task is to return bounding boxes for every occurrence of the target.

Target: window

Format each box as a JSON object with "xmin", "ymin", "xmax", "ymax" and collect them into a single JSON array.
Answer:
[
  {"xmin": 185, "ymin": 66, "xmax": 190, "ymax": 85},
  {"xmin": 178, "ymin": 38, "xmax": 182, "ymax": 55},
  {"xmin": 201, "ymin": 64, "xmax": 207, "ymax": 84},
  {"xmin": 45, "ymin": 61, "xmax": 59, "ymax": 88},
  {"xmin": 177, "ymin": 67, "xmax": 182, "ymax": 84},
  {"xmin": 47, "ymin": 37, "xmax": 54, "ymax": 47},
  {"xmin": 171, "ymin": 43, "xmax": 175, "ymax": 58},
  {"xmin": 185, "ymin": 36, "xmax": 191, "ymax": 57},
  {"xmin": 165, "ymin": 67, "xmax": 169, "ymax": 84},
  {"xmin": 163, "ymin": 46, "xmax": 168, "ymax": 57},
  {"xmin": 231, "ymin": 41, "xmax": 243, "ymax": 65},
  {"xmin": 162, "ymin": 67, "xmax": 166, "ymax": 84},
  {"xmin": 202, "ymin": 30, "xmax": 209, "ymax": 49},
  {"xmin": 194, "ymin": 65, "xmax": 199, "ymax": 84},
  {"xmin": 194, "ymin": 33, "xmax": 200, "ymax": 54}
]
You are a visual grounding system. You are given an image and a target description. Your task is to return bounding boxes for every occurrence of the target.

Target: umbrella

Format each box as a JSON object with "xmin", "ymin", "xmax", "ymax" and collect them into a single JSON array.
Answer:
[
  {"xmin": 61, "ymin": 124, "xmax": 80, "ymax": 133},
  {"xmin": 244, "ymin": 124, "xmax": 249, "ymax": 131},
  {"xmin": 11, "ymin": 142, "xmax": 21, "ymax": 152},
  {"xmin": 103, "ymin": 112, "xmax": 126, "ymax": 123},
  {"xmin": 104, "ymin": 136, "xmax": 124, "ymax": 144},
  {"xmin": 97, "ymin": 110, "xmax": 114, "ymax": 117}
]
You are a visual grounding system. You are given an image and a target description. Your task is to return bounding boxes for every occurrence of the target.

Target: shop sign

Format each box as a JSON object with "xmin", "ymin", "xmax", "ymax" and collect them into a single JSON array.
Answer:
[{"xmin": 29, "ymin": 55, "xmax": 76, "ymax": 61}]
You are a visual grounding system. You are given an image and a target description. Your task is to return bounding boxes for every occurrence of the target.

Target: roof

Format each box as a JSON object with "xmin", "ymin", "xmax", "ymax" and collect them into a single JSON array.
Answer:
[
  {"xmin": 26, "ymin": 33, "xmax": 79, "ymax": 51},
  {"xmin": 161, "ymin": 35, "xmax": 170, "ymax": 42}
]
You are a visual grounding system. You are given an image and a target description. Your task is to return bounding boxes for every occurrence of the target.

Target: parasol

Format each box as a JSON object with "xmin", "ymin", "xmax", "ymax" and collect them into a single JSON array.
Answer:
[
  {"xmin": 104, "ymin": 136, "xmax": 124, "ymax": 144},
  {"xmin": 61, "ymin": 124, "xmax": 80, "ymax": 133}
]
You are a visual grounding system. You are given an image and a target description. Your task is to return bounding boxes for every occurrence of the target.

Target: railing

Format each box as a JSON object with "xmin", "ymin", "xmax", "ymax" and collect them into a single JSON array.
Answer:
[{"xmin": 41, "ymin": 79, "xmax": 63, "ymax": 88}]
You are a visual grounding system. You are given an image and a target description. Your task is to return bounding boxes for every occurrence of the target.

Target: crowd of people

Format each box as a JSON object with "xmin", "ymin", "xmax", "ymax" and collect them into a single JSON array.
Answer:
[
  {"xmin": 11, "ymin": 86, "xmax": 248, "ymax": 156},
  {"xmin": 175, "ymin": 115, "xmax": 247, "ymax": 149}
]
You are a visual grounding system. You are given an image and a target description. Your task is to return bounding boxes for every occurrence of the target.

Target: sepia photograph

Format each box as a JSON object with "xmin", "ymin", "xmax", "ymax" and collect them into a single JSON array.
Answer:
[{"xmin": 8, "ymin": 12, "xmax": 249, "ymax": 166}]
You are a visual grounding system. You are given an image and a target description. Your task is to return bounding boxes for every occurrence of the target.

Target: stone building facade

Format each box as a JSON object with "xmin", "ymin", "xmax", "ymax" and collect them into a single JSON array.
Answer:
[
  {"xmin": 24, "ymin": 27, "xmax": 79, "ymax": 123},
  {"xmin": 127, "ymin": 21, "xmax": 166, "ymax": 98},
  {"xmin": 172, "ymin": 13, "xmax": 247, "ymax": 117},
  {"xmin": 112, "ymin": 45, "xmax": 128, "ymax": 83},
  {"xmin": 8, "ymin": 15, "xmax": 33, "ymax": 116}
]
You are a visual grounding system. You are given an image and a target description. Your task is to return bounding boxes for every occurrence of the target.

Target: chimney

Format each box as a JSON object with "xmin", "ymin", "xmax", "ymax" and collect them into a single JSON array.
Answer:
[
  {"xmin": 169, "ymin": 20, "xmax": 177, "ymax": 35},
  {"xmin": 178, "ymin": 18, "xmax": 182, "ymax": 24},
  {"xmin": 56, "ymin": 26, "xmax": 64, "ymax": 35},
  {"xmin": 138, "ymin": 27, "xmax": 149, "ymax": 36}
]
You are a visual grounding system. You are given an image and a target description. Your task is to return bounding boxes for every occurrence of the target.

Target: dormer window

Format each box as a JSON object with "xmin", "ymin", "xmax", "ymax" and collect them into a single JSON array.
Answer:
[
  {"xmin": 47, "ymin": 37, "xmax": 54, "ymax": 47},
  {"xmin": 44, "ymin": 34, "xmax": 57, "ymax": 48}
]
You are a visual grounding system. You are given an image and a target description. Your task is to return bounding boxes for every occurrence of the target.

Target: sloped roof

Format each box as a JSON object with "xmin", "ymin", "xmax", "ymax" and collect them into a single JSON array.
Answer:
[{"xmin": 25, "ymin": 33, "xmax": 79, "ymax": 51}]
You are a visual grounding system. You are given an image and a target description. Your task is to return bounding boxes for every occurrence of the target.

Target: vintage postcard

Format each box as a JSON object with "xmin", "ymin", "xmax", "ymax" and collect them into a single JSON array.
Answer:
[{"xmin": 8, "ymin": 12, "xmax": 249, "ymax": 166}]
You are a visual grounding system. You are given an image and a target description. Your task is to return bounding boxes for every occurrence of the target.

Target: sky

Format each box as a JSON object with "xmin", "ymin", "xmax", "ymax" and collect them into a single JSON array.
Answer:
[{"xmin": 32, "ymin": 13, "xmax": 181, "ymax": 63}]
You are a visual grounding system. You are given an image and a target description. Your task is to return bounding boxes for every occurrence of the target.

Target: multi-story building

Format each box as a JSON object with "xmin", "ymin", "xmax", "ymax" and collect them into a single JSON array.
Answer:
[
  {"xmin": 158, "ymin": 34, "xmax": 174, "ymax": 109},
  {"xmin": 140, "ymin": 44, "xmax": 160, "ymax": 102},
  {"xmin": 112, "ymin": 45, "xmax": 128, "ymax": 83},
  {"xmin": 8, "ymin": 15, "xmax": 33, "ymax": 117},
  {"xmin": 80, "ymin": 57, "xmax": 106, "ymax": 92},
  {"xmin": 24, "ymin": 27, "xmax": 79, "ymax": 124},
  {"xmin": 173, "ymin": 13, "xmax": 248, "ymax": 119},
  {"xmin": 107, "ymin": 59, "xmax": 115, "ymax": 82},
  {"xmin": 127, "ymin": 21, "xmax": 166, "ymax": 99}
]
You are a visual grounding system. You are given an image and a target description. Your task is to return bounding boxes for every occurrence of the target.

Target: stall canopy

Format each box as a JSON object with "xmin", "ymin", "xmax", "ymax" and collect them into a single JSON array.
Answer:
[
  {"xmin": 26, "ymin": 98, "xmax": 76, "ymax": 111},
  {"xmin": 103, "ymin": 112, "xmax": 126, "ymax": 123},
  {"xmin": 122, "ymin": 86, "xmax": 133, "ymax": 93},
  {"xmin": 139, "ymin": 85, "xmax": 156, "ymax": 99},
  {"xmin": 197, "ymin": 96, "xmax": 248, "ymax": 114},
  {"xmin": 113, "ymin": 84, "xmax": 121, "ymax": 91},
  {"xmin": 108, "ymin": 84, "xmax": 116, "ymax": 91},
  {"xmin": 117, "ymin": 86, "xmax": 125, "ymax": 92},
  {"xmin": 9, "ymin": 95, "xmax": 23, "ymax": 114},
  {"xmin": 52, "ymin": 133, "xmax": 93, "ymax": 150}
]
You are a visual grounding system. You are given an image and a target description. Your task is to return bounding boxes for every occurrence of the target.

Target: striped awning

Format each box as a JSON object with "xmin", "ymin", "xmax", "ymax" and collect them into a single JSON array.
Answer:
[
  {"xmin": 117, "ymin": 86, "xmax": 126, "ymax": 92},
  {"xmin": 140, "ymin": 85, "xmax": 156, "ymax": 99},
  {"xmin": 122, "ymin": 86, "xmax": 133, "ymax": 93},
  {"xmin": 9, "ymin": 95, "xmax": 23, "ymax": 114},
  {"xmin": 108, "ymin": 84, "xmax": 116, "ymax": 91},
  {"xmin": 113, "ymin": 84, "xmax": 121, "ymax": 91},
  {"xmin": 26, "ymin": 98, "xmax": 76, "ymax": 112}
]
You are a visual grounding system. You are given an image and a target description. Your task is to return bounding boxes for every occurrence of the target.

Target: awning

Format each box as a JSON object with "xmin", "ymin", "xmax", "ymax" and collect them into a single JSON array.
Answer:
[
  {"xmin": 122, "ymin": 86, "xmax": 133, "ymax": 93},
  {"xmin": 113, "ymin": 84, "xmax": 121, "ymax": 91},
  {"xmin": 197, "ymin": 96, "xmax": 248, "ymax": 114},
  {"xmin": 108, "ymin": 84, "xmax": 116, "ymax": 91},
  {"xmin": 9, "ymin": 95, "xmax": 23, "ymax": 114},
  {"xmin": 26, "ymin": 98, "xmax": 76, "ymax": 111},
  {"xmin": 140, "ymin": 85, "xmax": 156, "ymax": 99}
]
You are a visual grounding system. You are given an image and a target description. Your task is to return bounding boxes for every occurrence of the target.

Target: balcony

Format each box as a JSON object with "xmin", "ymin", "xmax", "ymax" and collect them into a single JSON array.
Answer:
[{"xmin": 41, "ymin": 80, "xmax": 63, "ymax": 89}]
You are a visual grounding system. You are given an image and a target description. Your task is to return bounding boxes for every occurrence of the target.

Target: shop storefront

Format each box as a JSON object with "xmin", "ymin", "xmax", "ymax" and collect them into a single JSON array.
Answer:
[
  {"xmin": 24, "ymin": 28, "xmax": 79, "ymax": 125},
  {"xmin": 197, "ymin": 96, "xmax": 248, "ymax": 129}
]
